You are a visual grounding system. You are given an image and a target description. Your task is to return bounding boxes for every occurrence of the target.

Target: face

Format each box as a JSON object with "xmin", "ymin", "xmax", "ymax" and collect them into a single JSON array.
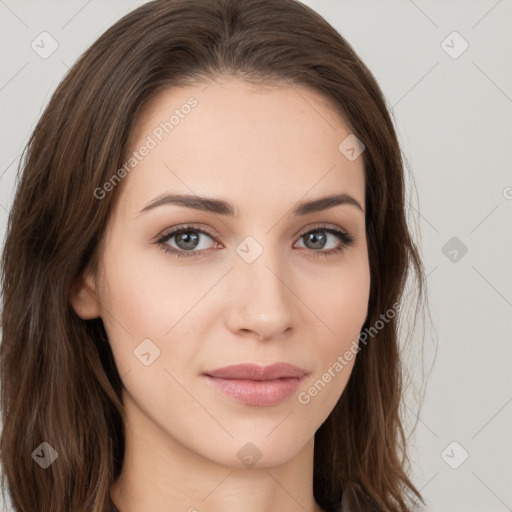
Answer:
[{"xmin": 73, "ymin": 75, "xmax": 370, "ymax": 469}]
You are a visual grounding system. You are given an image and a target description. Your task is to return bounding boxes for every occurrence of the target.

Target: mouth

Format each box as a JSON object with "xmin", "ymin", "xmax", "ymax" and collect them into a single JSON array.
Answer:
[{"xmin": 202, "ymin": 363, "xmax": 308, "ymax": 406}]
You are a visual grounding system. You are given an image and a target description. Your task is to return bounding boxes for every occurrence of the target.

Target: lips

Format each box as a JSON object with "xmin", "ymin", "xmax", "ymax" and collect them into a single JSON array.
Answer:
[
  {"xmin": 204, "ymin": 363, "xmax": 307, "ymax": 380},
  {"xmin": 203, "ymin": 363, "xmax": 308, "ymax": 406}
]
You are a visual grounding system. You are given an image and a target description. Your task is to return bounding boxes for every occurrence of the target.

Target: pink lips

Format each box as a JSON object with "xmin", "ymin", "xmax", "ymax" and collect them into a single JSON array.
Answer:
[{"xmin": 203, "ymin": 363, "xmax": 307, "ymax": 407}]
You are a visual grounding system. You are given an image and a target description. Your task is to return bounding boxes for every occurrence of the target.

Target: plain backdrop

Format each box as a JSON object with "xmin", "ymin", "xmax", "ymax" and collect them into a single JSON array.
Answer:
[{"xmin": 0, "ymin": 1, "xmax": 511, "ymax": 511}]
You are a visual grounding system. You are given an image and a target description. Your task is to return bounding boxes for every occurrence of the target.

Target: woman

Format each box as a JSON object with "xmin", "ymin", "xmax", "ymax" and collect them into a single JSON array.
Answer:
[{"xmin": 0, "ymin": 0, "xmax": 428, "ymax": 511}]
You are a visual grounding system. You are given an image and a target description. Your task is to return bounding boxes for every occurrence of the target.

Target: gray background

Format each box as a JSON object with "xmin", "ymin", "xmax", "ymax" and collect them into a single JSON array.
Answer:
[{"xmin": 1, "ymin": 1, "xmax": 511, "ymax": 511}]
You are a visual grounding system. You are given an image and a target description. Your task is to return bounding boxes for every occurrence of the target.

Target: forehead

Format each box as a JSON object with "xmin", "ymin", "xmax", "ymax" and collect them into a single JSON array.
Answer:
[{"xmin": 118, "ymin": 76, "xmax": 365, "ymax": 217}]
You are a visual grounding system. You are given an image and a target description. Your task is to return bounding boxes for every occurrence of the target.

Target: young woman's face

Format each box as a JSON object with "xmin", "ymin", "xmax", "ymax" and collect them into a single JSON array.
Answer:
[{"xmin": 80, "ymin": 75, "xmax": 370, "ymax": 468}]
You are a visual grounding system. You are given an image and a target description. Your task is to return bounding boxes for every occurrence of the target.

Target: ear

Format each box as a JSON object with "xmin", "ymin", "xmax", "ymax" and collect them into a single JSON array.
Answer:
[{"xmin": 69, "ymin": 266, "xmax": 102, "ymax": 320}]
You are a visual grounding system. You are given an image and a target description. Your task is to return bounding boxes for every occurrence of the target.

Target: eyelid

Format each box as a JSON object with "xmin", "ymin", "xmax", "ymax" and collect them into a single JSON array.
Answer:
[
  {"xmin": 296, "ymin": 222, "xmax": 349, "ymax": 239},
  {"xmin": 155, "ymin": 223, "xmax": 221, "ymax": 244}
]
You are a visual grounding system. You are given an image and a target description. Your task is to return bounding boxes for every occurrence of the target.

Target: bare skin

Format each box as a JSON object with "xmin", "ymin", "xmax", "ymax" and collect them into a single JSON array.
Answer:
[{"xmin": 71, "ymin": 75, "xmax": 370, "ymax": 512}]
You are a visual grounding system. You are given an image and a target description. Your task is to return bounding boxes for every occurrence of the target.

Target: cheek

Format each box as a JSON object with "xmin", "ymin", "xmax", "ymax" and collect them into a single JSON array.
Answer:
[
  {"xmin": 97, "ymin": 238, "xmax": 231, "ymax": 384},
  {"xmin": 100, "ymin": 238, "xmax": 212, "ymax": 334},
  {"xmin": 308, "ymin": 252, "xmax": 370, "ymax": 344},
  {"xmin": 96, "ymin": 243, "xmax": 190, "ymax": 372},
  {"xmin": 295, "ymin": 264, "xmax": 369, "ymax": 426},
  {"xmin": 301, "ymin": 251, "xmax": 370, "ymax": 395}
]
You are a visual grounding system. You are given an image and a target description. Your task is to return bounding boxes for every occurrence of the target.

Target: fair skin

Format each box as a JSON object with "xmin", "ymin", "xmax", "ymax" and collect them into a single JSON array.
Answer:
[{"xmin": 71, "ymin": 75, "xmax": 370, "ymax": 512}]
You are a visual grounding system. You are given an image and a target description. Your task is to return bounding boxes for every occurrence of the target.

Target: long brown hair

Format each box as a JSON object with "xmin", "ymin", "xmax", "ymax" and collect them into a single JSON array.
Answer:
[{"xmin": 0, "ymin": 1, "xmax": 429, "ymax": 510}]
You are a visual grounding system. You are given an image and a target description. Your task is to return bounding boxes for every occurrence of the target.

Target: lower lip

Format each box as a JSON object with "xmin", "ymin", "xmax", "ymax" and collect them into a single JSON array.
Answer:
[{"xmin": 204, "ymin": 375, "xmax": 306, "ymax": 406}]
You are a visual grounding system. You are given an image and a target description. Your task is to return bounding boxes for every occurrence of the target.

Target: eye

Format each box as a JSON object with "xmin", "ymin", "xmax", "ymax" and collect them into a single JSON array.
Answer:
[
  {"xmin": 294, "ymin": 224, "xmax": 355, "ymax": 258},
  {"xmin": 154, "ymin": 223, "xmax": 355, "ymax": 259},
  {"xmin": 155, "ymin": 224, "xmax": 219, "ymax": 258}
]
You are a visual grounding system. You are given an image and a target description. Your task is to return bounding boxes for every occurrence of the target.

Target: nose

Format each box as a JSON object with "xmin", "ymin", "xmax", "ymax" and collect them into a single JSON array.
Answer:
[{"xmin": 225, "ymin": 252, "xmax": 295, "ymax": 341}]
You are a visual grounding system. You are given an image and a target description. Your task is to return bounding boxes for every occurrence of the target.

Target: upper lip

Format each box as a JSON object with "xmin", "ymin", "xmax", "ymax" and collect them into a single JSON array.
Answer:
[{"xmin": 204, "ymin": 363, "xmax": 307, "ymax": 380}]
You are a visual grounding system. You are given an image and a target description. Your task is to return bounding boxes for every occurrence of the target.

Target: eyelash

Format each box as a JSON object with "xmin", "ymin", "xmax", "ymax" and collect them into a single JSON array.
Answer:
[{"xmin": 154, "ymin": 223, "xmax": 356, "ymax": 259}]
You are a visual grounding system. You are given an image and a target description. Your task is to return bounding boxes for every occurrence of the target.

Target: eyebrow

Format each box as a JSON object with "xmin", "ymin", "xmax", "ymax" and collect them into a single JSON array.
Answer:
[{"xmin": 137, "ymin": 192, "xmax": 364, "ymax": 217}]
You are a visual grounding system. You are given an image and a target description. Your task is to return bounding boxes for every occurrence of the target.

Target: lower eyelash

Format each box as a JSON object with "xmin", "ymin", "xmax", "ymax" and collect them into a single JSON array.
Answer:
[{"xmin": 155, "ymin": 224, "xmax": 355, "ymax": 259}]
